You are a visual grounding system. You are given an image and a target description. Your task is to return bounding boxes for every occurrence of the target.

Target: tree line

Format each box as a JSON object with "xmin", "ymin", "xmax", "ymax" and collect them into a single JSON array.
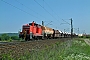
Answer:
[{"xmin": 0, "ymin": 33, "xmax": 20, "ymax": 41}]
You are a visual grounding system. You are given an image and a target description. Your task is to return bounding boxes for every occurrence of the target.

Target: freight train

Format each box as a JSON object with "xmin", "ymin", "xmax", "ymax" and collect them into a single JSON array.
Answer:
[{"xmin": 19, "ymin": 21, "xmax": 77, "ymax": 41}]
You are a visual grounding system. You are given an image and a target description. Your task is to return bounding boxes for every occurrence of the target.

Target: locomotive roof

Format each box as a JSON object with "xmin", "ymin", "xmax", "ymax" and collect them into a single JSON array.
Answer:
[{"xmin": 29, "ymin": 23, "xmax": 41, "ymax": 26}]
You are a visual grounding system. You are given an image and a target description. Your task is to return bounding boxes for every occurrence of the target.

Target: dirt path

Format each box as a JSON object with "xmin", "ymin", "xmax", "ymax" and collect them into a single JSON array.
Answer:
[{"xmin": 84, "ymin": 39, "xmax": 90, "ymax": 46}]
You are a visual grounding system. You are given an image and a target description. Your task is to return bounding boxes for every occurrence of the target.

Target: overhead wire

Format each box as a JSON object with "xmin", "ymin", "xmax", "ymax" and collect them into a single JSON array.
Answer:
[
  {"xmin": 43, "ymin": 0, "xmax": 62, "ymax": 20},
  {"xmin": 15, "ymin": 0, "xmax": 48, "ymax": 20},
  {"xmin": 43, "ymin": 0, "xmax": 64, "ymax": 29},
  {"xmin": 1, "ymin": 0, "xmax": 41, "ymax": 20},
  {"xmin": 34, "ymin": 0, "xmax": 58, "ymax": 21},
  {"xmin": 62, "ymin": 19, "xmax": 71, "ymax": 25},
  {"xmin": 43, "ymin": 0, "xmax": 71, "ymax": 26}
]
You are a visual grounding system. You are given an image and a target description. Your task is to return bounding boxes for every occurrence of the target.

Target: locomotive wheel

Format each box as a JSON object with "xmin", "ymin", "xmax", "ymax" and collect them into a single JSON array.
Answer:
[{"xmin": 25, "ymin": 38, "xmax": 27, "ymax": 41}]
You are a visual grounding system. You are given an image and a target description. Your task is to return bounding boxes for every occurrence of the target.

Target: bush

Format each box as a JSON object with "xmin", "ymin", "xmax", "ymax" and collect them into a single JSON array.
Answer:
[
  {"xmin": 11, "ymin": 36, "xmax": 20, "ymax": 40},
  {"xmin": 1, "ymin": 34, "xmax": 10, "ymax": 40},
  {"xmin": 0, "ymin": 33, "xmax": 21, "ymax": 41}
]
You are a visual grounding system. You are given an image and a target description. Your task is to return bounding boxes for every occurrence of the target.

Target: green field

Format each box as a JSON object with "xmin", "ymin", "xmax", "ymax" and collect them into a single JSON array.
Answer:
[{"xmin": 1, "ymin": 38, "xmax": 90, "ymax": 60}]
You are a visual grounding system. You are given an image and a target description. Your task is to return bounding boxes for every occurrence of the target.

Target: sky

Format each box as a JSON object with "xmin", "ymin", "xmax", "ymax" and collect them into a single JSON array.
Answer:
[{"xmin": 0, "ymin": 0, "xmax": 90, "ymax": 34}]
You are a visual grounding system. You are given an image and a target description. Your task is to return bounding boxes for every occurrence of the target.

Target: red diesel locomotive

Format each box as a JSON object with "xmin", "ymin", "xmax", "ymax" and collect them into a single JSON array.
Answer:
[{"xmin": 19, "ymin": 21, "xmax": 43, "ymax": 41}]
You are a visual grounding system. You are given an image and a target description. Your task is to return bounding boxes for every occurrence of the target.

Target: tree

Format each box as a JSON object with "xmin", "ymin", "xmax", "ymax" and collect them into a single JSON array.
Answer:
[
  {"xmin": 1, "ymin": 34, "xmax": 10, "ymax": 40},
  {"xmin": 11, "ymin": 36, "xmax": 20, "ymax": 40}
]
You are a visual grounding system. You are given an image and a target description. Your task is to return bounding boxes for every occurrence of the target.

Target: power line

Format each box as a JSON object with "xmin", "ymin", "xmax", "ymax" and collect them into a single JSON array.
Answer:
[
  {"xmin": 43, "ymin": 0, "xmax": 62, "ymax": 20},
  {"xmin": 62, "ymin": 19, "xmax": 71, "ymax": 25},
  {"xmin": 1, "ymin": 0, "xmax": 41, "ymax": 20},
  {"xmin": 45, "ymin": 21, "xmax": 52, "ymax": 26},
  {"xmin": 43, "ymin": 0, "xmax": 73, "ymax": 26},
  {"xmin": 15, "ymin": 0, "xmax": 48, "ymax": 20},
  {"xmin": 34, "ymin": 0, "xmax": 58, "ymax": 21}
]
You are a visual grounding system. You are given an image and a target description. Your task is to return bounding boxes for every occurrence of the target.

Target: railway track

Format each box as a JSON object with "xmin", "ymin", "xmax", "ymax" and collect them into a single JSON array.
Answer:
[{"xmin": 0, "ymin": 38, "xmax": 71, "ymax": 45}]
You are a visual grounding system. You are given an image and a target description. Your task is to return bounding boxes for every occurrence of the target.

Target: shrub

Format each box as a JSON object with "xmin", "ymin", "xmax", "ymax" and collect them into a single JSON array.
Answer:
[
  {"xmin": 11, "ymin": 36, "xmax": 20, "ymax": 40},
  {"xmin": 1, "ymin": 34, "xmax": 10, "ymax": 40}
]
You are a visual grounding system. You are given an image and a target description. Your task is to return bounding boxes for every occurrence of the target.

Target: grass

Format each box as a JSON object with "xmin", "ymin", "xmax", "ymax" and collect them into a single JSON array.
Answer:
[{"xmin": 1, "ymin": 38, "xmax": 90, "ymax": 60}]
